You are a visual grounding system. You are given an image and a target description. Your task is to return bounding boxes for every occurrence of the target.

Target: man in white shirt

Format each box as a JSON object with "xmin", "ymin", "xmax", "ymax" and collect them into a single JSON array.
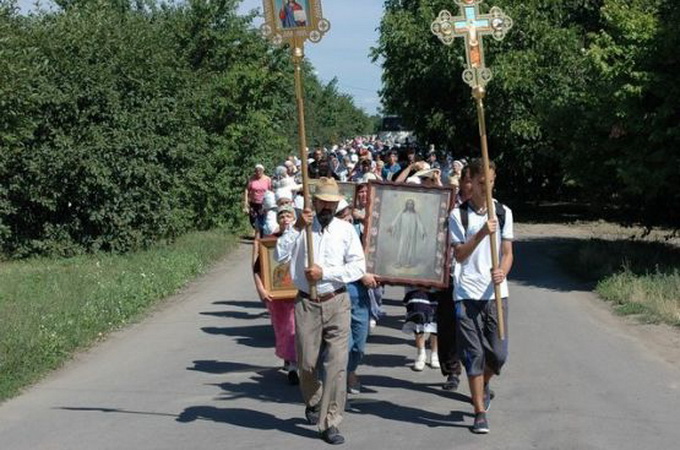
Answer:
[
  {"xmin": 449, "ymin": 159, "xmax": 514, "ymax": 435},
  {"xmin": 276, "ymin": 177, "xmax": 366, "ymax": 445}
]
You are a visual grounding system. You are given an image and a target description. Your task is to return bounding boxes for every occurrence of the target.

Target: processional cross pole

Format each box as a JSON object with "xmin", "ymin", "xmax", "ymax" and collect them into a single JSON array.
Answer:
[
  {"xmin": 431, "ymin": 0, "xmax": 513, "ymax": 339},
  {"xmin": 261, "ymin": 0, "xmax": 331, "ymax": 300}
]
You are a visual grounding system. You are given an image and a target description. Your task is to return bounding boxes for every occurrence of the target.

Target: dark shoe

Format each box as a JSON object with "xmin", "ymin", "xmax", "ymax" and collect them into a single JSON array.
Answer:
[
  {"xmin": 483, "ymin": 383, "xmax": 495, "ymax": 412},
  {"xmin": 320, "ymin": 426, "xmax": 345, "ymax": 445},
  {"xmin": 305, "ymin": 404, "xmax": 320, "ymax": 425},
  {"xmin": 287, "ymin": 370, "xmax": 299, "ymax": 385},
  {"xmin": 442, "ymin": 374, "xmax": 459, "ymax": 391},
  {"xmin": 472, "ymin": 412, "xmax": 490, "ymax": 434}
]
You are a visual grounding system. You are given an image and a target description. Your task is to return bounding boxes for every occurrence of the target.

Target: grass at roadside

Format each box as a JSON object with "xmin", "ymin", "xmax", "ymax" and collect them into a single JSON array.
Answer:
[
  {"xmin": 0, "ymin": 228, "xmax": 241, "ymax": 402},
  {"xmin": 561, "ymin": 238, "xmax": 680, "ymax": 326}
]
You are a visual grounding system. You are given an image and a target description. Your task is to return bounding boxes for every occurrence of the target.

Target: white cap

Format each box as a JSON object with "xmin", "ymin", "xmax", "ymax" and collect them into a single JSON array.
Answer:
[
  {"xmin": 336, "ymin": 198, "xmax": 350, "ymax": 212},
  {"xmin": 255, "ymin": 164, "xmax": 264, "ymax": 170},
  {"xmin": 275, "ymin": 188, "xmax": 293, "ymax": 203}
]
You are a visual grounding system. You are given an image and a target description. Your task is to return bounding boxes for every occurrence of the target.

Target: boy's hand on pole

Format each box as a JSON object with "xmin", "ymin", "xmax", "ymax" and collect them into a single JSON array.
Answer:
[
  {"xmin": 482, "ymin": 217, "xmax": 498, "ymax": 237},
  {"xmin": 491, "ymin": 268, "xmax": 506, "ymax": 285}
]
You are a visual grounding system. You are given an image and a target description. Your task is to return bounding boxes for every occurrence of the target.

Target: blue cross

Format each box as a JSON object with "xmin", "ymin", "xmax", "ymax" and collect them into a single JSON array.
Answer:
[{"xmin": 454, "ymin": 6, "xmax": 490, "ymax": 34}]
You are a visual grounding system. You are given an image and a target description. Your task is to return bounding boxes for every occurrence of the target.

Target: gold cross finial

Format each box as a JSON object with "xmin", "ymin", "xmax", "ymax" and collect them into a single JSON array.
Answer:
[{"xmin": 431, "ymin": 0, "xmax": 513, "ymax": 89}]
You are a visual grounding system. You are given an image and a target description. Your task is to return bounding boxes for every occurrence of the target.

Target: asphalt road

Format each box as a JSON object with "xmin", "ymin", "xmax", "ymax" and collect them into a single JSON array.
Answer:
[{"xmin": 0, "ymin": 234, "xmax": 679, "ymax": 449}]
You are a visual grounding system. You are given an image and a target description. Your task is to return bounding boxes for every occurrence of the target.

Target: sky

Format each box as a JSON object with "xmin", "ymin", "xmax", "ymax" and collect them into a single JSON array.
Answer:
[
  {"xmin": 239, "ymin": 0, "xmax": 384, "ymax": 114},
  {"xmin": 16, "ymin": 0, "xmax": 385, "ymax": 114}
]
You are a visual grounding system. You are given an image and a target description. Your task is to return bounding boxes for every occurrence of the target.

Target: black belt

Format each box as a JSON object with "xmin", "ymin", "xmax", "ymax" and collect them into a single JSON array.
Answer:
[{"xmin": 299, "ymin": 286, "xmax": 347, "ymax": 303}]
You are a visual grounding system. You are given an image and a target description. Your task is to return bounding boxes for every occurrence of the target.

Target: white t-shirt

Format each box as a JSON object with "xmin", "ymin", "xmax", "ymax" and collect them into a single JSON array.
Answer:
[{"xmin": 449, "ymin": 202, "xmax": 514, "ymax": 301}]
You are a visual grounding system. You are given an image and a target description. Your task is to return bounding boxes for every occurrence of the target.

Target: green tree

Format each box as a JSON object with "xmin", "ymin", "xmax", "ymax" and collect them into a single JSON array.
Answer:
[
  {"xmin": 0, "ymin": 0, "xmax": 372, "ymax": 258},
  {"xmin": 373, "ymin": 0, "xmax": 679, "ymax": 225}
]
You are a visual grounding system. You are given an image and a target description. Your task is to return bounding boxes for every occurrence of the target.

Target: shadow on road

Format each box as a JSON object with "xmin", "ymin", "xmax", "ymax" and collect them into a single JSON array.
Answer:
[
  {"xmin": 58, "ymin": 400, "xmax": 474, "ymax": 435},
  {"xmin": 361, "ymin": 353, "xmax": 411, "ymax": 369},
  {"xmin": 57, "ymin": 406, "xmax": 176, "ymax": 419},
  {"xmin": 212, "ymin": 299, "xmax": 262, "ymax": 310},
  {"xmin": 56, "ymin": 406, "xmax": 316, "ymax": 439},
  {"xmin": 359, "ymin": 374, "xmax": 470, "ymax": 405},
  {"xmin": 347, "ymin": 399, "xmax": 472, "ymax": 429},
  {"xmin": 366, "ymin": 334, "xmax": 410, "ymax": 346},
  {"xmin": 211, "ymin": 369, "xmax": 302, "ymax": 404},
  {"xmin": 187, "ymin": 360, "xmax": 271, "ymax": 375},
  {"xmin": 201, "ymin": 324, "xmax": 275, "ymax": 348},
  {"xmin": 200, "ymin": 310, "xmax": 269, "ymax": 320},
  {"xmin": 177, "ymin": 406, "xmax": 316, "ymax": 437}
]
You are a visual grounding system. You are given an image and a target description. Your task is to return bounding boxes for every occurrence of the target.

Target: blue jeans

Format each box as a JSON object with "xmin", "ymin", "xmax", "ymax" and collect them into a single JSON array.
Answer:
[{"xmin": 347, "ymin": 281, "xmax": 371, "ymax": 373}]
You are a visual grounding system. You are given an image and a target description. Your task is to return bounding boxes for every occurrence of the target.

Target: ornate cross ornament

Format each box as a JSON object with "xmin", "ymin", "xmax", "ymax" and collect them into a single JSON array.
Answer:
[
  {"xmin": 261, "ymin": 0, "xmax": 331, "ymax": 58},
  {"xmin": 430, "ymin": 1, "xmax": 514, "ymax": 340},
  {"xmin": 259, "ymin": 0, "xmax": 332, "ymax": 300},
  {"xmin": 431, "ymin": 0, "xmax": 513, "ymax": 89}
]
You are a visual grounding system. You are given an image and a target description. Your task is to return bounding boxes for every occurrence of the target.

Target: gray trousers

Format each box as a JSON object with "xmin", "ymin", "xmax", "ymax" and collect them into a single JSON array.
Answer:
[
  {"xmin": 455, "ymin": 298, "xmax": 509, "ymax": 377},
  {"xmin": 294, "ymin": 292, "xmax": 350, "ymax": 431}
]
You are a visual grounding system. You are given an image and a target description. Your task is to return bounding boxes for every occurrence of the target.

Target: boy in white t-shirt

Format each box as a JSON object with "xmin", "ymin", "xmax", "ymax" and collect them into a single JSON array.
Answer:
[{"xmin": 448, "ymin": 159, "xmax": 514, "ymax": 434}]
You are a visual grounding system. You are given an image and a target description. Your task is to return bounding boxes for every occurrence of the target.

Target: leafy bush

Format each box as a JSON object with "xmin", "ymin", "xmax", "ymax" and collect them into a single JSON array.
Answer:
[
  {"xmin": 0, "ymin": 0, "xmax": 371, "ymax": 258},
  {"xmin": 373, "ymin": 0, "xmax": 680, "ymax": 227}
]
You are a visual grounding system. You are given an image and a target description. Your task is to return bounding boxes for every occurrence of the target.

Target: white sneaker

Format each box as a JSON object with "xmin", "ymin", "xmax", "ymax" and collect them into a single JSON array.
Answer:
[
  {"xmin": 369, "ymin": 319, "xmax": 377, "ymax": 335},
  {"xmin": 413, "ymin": 350, "xmax": 426, "ymax": 371},
  {"xmin": 429, "ymin": 352, "xmax": 440, "ymax": 369}
]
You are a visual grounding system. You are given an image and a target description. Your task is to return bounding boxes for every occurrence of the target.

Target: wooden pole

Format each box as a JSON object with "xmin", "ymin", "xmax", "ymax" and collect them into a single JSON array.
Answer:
[
  {"xmin": 473, "ymin": 86, "xmax": 505, "ymax": 340},
  {"xmin": 292, "ymin": 44, "xmax": 317, "ymax": 300}
]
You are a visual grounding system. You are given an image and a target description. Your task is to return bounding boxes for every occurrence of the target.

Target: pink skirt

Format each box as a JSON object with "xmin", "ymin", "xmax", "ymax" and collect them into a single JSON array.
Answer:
[{"xmin": 266, "ymin": 300, "xmax": 296, "ymax": 362}]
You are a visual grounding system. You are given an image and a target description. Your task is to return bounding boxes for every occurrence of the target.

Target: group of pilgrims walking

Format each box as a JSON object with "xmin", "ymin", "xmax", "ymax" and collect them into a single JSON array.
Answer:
[{"xmin": 244, "ymin": 136, "xmax": 514, "ymax": 444}]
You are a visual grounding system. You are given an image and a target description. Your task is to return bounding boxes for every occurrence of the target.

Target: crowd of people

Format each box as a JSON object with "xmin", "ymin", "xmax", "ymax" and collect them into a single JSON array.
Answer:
[{"xmin": 245, "ymin": 136, "xmax": 514, "ymax": 444}]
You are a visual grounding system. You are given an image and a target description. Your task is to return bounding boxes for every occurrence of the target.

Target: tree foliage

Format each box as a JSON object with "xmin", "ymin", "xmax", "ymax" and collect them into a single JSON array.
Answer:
[
  {"xmin": 0, "ymin": 0, "xmax": 371, "ymax": 258},
  {"xmin": 373, "ymin": 0, "xmax": 679, "ymax": 225}
]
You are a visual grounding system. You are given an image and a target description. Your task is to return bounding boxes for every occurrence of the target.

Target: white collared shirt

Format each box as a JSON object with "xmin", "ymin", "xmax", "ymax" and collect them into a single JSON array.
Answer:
[{"xmin": 276, "ymin": 217, "xmax": 366, "ymax": 295}]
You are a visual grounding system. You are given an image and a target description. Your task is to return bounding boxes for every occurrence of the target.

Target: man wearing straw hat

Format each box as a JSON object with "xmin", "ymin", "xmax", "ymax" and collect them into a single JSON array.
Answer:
[{"xmin": 276, "ymin": 177, "xmax": 366, "ymax": 445}]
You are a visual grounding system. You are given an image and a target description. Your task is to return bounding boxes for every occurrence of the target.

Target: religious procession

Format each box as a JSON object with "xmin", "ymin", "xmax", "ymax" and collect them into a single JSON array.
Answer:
[
  {"xmin": 245, "ymin": 133, "xmax": 514, "ymax": 443},
  {"xmin": 245, "ymin": 0, "xmax": 515, "ymax": 444},
  {"xmin": 2, "ymin": 0, "xmax": 679, "ymax": 449}
]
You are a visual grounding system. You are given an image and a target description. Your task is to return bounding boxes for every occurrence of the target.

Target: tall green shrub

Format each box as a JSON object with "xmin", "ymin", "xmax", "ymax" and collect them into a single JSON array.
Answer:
[{"xmin": 0, "ymin": 0, "xmax": 371, "ymax": 258}]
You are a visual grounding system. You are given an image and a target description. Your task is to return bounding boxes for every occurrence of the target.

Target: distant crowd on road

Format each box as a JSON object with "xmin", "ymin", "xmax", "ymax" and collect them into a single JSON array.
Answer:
[{"xmin": 244, "ymin": 136, "xmax": 514, "ymax": 444}]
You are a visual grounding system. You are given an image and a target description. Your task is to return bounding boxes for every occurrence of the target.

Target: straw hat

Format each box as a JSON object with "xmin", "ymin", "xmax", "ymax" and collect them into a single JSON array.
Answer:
[
  {"xmin": 414, "ymin": 168, "xmax": 441, "ymax": 179},
  {"xmin": 313, "ymin": 177, "xmax": 344, "ymax": 202}
]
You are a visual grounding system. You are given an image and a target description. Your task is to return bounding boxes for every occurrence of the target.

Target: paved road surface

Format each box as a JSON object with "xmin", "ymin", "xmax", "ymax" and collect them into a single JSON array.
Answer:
[{"xmin": 1, "ymin": 234, "xmax": 679, "ymax": 449}]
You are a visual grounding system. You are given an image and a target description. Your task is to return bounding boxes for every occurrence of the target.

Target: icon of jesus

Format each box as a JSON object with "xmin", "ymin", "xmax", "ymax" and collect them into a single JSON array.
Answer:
[
  {"xmin": 387, "ymin": 199, "xmax": 427, "ymax": 269},
  {"xmin": 279, "ymin": 0, "xmax": 308, "ymax": 29}
]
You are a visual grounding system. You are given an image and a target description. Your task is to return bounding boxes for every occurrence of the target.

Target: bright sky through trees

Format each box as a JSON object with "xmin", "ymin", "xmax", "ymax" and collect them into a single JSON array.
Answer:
[{"xmin": 238, "ymin": 0, "xmax": 383, "ymax": 114}]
